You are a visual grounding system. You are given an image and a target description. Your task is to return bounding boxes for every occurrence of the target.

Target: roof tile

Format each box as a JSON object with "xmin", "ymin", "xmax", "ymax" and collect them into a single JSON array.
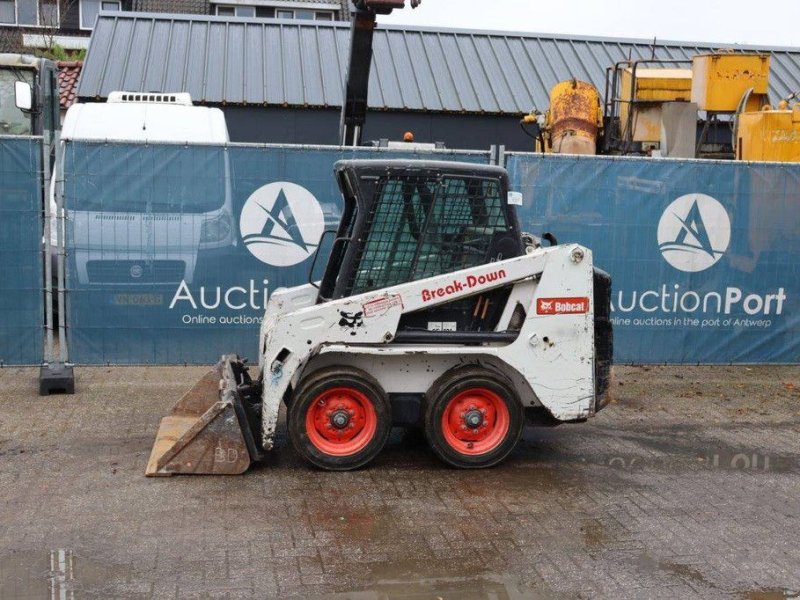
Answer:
[{"xmin": 57, "ymin": 60, "xmax": 83, "ymax": 110}]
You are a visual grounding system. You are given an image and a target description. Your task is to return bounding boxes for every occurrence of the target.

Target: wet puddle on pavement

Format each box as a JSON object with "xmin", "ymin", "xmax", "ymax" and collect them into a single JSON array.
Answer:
[
  {"xmin": 745, "ymin": 591, "xmax": 800, "ymax": 599},
  {"xmin": 309, "ymin": 572, "xmax": 554, "ymax": 600},
  {"xmin": 0, "ymin": 549, "xmax": 122, "ymax": 599}
]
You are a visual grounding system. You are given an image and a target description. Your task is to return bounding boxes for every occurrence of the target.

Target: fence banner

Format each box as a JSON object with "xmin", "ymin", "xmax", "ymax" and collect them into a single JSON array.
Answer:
[
  {"xmin": 506, "ymin": 153, "xmax": 800, "ymax": 363},
  {"xmin": 0, "ymin": 136, "xmax": 43, "ymax": 365},
  {"xmin": 64, "ymin": 142, "xmax": 490, "ymax": 364}
]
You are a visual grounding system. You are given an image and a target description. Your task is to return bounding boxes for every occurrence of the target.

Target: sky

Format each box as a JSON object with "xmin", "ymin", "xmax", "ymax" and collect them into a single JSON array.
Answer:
[{"xmin": 381, "ymin": 0, "xmax": 799, "ymax": 48}]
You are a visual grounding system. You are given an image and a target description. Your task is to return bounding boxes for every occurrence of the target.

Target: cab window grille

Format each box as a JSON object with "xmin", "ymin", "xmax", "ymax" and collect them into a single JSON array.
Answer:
[
  {"xmin": 414, "ymin": 177, "xmax": 506, "ymax": 280},
  {"xmin": 349, "ymin": 174, "xmax": 508, "ymax": 296}
]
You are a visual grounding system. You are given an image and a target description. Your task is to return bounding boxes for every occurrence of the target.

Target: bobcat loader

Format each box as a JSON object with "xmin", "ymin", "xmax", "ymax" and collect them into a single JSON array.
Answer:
[{"xmin": 146, "ymin": 160, "xmax": 613, "ymax": 474}]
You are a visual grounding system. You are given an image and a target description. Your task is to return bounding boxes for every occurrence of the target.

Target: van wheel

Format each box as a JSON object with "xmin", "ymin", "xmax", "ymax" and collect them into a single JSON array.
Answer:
[
  {"xmin": 424, "ymin": 367, "xmax": 523, "ymax": 469},
  {"xmin": 289, "ymin": 367, "xmax": 391, "ymax": 471}
]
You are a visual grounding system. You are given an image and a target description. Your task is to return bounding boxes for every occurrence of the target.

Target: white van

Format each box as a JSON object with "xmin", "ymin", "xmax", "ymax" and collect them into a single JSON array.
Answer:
[{"xmin": 55, "ymin": 92, "xmax": 234, "ymax": 287}]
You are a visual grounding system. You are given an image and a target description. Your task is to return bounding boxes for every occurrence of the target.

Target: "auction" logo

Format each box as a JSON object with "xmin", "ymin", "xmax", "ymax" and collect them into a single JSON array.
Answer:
[
  {"xmin": 657, "ymin": 193, "xmax": 731, "ymax": 273},
  {"xmin": 240, "ymin": 182, "xmax": 324, "ymax": 267}
]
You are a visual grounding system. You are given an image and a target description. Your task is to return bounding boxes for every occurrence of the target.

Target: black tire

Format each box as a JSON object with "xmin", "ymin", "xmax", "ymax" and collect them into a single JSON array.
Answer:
[
  {"xmin": 424, "ymin": 366, "xmax": 524, "ymax": 469},
  {"xmin": 288, "ymin": 366, "xmax": 391, "ymax": 471}
]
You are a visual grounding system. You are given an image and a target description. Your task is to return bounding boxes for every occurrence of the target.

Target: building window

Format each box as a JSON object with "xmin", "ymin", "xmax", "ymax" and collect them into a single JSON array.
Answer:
[
  {"xmin": 212, "ymin": 5, "xmax": 335, "ymax": 21},
  {"xmin": 0, "ymin": 0, "xmax": 60, "ymax": 26},
  {"xmin": 214, "ymin": 4, "xmax": 256, "ymax": 17},
  {"xmin": 40, "ymin": 0, "xmax": 58, "ymax": 26},
  {"xmin": 80, "ymin": 0, "xmax": 120, "ymax": 30},
  {"xmin": 0, "ymin": 0, "xmax": 16, "ymax": 23},
  {"xmin": 16, "ymin": 0, "xmax": 36, "ymax": 24},
  {"xmin": 272, "ymin": 9, "xmax": 334, "ymax": 20}
]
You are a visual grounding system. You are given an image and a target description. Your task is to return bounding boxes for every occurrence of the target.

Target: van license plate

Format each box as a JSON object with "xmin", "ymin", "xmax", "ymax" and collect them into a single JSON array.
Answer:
[{"xmin": 113, "ymin": 293, "xmax": 164, "ymax": 306}]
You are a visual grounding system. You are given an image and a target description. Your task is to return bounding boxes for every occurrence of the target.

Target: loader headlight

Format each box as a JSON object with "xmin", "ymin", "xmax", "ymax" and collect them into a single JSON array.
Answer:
[{"xmin": 200, "ymin": 214, "xmax": 232, "ymax": 244}]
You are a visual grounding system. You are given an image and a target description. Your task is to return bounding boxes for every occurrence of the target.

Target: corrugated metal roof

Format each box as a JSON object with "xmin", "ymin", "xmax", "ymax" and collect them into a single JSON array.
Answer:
[{"xmin": 77, "ymin": 12, "xmax": 800, "ymax": 114}]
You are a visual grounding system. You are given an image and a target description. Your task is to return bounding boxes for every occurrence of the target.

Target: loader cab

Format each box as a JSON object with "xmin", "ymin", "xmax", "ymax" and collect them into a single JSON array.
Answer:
[{"xmin": 319, "ymin": 160, "xmax": 525, "ymax": 335}]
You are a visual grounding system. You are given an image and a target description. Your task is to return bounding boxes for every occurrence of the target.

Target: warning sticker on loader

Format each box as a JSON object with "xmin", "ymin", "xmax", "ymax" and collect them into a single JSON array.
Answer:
[
  {"xmin": 362, "ymin": 294, "xmax": 404, "ymax": 318},
  {"xmin": 537, "ymin": 297, "xmax": 590, "ymax": 315}
]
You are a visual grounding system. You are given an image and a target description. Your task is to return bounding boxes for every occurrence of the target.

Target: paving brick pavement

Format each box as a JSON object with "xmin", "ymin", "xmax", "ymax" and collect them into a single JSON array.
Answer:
[{"xmin": 0, "ymin": 365, "xmax": 798, "ymax": 599}]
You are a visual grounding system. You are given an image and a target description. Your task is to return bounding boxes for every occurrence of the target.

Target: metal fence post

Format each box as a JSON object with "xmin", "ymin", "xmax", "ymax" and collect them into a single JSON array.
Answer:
[
  {"xmin": 42, "ymin": 140, "xmax": 55, "ymax": 365},
  {"xmin": 39, "ymin": 136, "xmax": 74, "ymax": 394}
]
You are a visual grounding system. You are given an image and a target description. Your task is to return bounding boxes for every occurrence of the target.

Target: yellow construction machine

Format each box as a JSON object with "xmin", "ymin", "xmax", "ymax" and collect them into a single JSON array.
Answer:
[
  {"xmin": 526, "ymin": 51, "xmax": 799, "ymax": 161},
  {"xmin": 521, "ymin": 79, "xmax": 603, "ymax": 155},
  {"xmin": 735, "ymin": 96, "xmax": 800, "ymax": 162}
]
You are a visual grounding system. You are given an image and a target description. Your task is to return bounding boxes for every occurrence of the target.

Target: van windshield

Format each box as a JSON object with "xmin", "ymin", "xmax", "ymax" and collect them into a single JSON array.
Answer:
[
  {"xmin": 0, "ymin": 68, "xmax": 34, "ymax": 135},
  {"xmin": 65, "ymin": 143, "xmax": 228, "ymax": 214}
]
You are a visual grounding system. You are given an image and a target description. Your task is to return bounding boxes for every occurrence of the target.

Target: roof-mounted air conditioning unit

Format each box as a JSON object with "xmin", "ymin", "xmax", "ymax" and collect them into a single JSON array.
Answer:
[{"xmin": 107, "ymin": 91, "xmax": 193, "ymax": 106}]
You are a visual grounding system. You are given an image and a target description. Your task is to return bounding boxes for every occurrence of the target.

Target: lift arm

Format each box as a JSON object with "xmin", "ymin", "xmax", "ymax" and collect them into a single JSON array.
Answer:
[{"xmin": 339, "ymin": 0, "xmax": 420, "ymax": 146}]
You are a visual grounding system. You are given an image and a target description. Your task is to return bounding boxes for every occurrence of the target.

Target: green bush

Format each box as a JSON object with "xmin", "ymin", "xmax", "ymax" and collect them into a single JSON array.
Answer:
[{"xmin": 38, "ymin": 44, "xmax": 87, "ymax": 62}]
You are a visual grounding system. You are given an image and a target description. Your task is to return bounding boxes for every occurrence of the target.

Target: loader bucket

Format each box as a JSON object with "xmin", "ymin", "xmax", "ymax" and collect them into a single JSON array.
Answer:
[{"xmin": 145, "ymin": 356, "xmax": 262, "ymax": 476}]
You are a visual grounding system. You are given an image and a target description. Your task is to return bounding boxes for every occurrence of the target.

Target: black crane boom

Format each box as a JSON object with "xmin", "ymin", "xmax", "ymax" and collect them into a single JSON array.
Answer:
[{"xmin": 339, "ymin": 0, "xmax": 419, "ymax": 146}]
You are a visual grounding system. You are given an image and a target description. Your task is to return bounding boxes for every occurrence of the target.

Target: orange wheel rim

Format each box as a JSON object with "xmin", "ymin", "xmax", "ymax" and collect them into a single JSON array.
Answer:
[
  {"xmin": 306, "ymin": 387, "xmax": 378, "ymax": 457},
  {"xmin": 441, "ymin": 387, "xmax": 510, "ymax": 456}
]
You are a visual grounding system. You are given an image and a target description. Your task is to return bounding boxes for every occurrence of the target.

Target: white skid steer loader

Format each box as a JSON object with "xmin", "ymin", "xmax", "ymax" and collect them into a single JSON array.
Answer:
[{"xmin": 146, "ymin": 160, "xmax": 613, "ymax": 474}]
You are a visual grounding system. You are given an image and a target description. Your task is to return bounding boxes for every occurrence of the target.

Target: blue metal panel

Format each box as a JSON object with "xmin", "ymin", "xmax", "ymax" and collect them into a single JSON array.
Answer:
[
  {"xmin": 0, "ymin": 137, "xmax": 43, "ymax": 365},
  {"xmin": 507, "ymin": 153, "xmax": 800, "ymax": 364}
]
